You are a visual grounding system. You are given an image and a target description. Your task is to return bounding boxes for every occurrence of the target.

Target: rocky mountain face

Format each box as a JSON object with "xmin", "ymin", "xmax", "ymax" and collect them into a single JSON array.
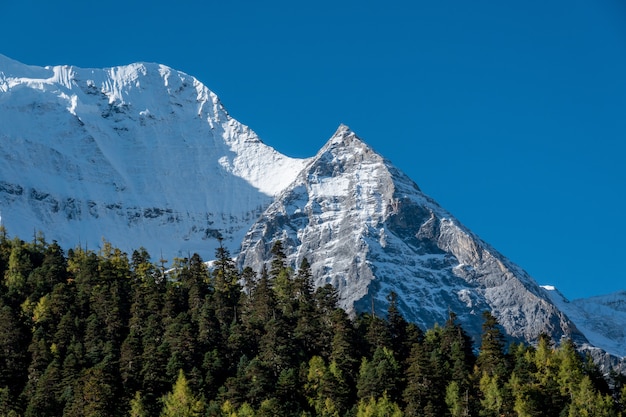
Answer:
[
  {"xmin": 0, "ymin": 55, "xmax": 623, "ymax": 367},
  {"xmin": 236, "ymin": 125, "xmax": 584, "ymax": 345}
]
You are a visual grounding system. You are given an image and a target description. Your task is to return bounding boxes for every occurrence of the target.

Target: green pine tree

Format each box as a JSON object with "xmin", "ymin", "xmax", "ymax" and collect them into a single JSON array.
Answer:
[{"xmin": 475, "ymin": 311, "xmax": 508, "ymax": 379}]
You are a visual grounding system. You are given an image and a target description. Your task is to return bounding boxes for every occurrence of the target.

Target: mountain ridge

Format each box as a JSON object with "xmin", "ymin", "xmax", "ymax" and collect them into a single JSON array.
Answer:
[{"xmin": 0, "ymin": 55, "xmax": 306, "ymax": 258}]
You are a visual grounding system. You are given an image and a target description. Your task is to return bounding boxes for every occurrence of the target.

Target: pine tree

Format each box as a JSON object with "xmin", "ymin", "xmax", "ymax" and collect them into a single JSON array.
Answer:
[
  {"xmin": 24, "ymin": 359, "xmax": 62, "ymax": 417},
  {"xmin": 240, "ymin": 357, "xmax": 273, "ymax": 406},
  {"xmin": 293, "ymin": 258, "xmax": 321, "ymax": 358},
  {"xmin": 534, "ymin": 334, "xmax": 567, "ymax": 415},
  {"xmin": 356, "ymin": 346, "xmax": 401, "ymax": 402},
  {"xmin": 403, "ymin": 328, "xmax": 448, "ymax": 417},
  {"xmin": 305, "ymin": 355, "xmax": 330, "ymax": 414},
  {"xmin": 212, "ymin": 244, "xmax": 241, "ymax": 332},
  {"xmin": 0, "ymin": 385, "xmax": 20, "ymax": 417},
  {"xmin": 0, "ymin": 300, "xmax": 29, "ymax": 402},
  {"xmin": 163, "ymin": 311, "xmax": 199, "ymax": 384},
  {"xmin": 0, "ymin": 225, "xmax": 11, "ymax": 282},
  {"xmin": 362, "ymin": 314, "xmax": 392, "ymax": 354},
  {"xmin": 329, "ymin": 309, "xmax": 359, "ymax": 380},
  {"xmin": 256, "ymin": 397, "xmax": 286, "ymax": 417},
  {"xmin": 269, "ymin": 240, "xmax": 297, "ymax": 320},
  {"xmin": 275, "ymin": 367, "xmax": 302, "ymax": 414},
  {"xmin": 241, "ymin": 266, "xmax": 276, "ymax": 359},
  {"xmin": 26, "ymin": 240, "xmax": 67, "ymax": 303},
  {"xmin": 386, "ymin": 291, "xmax": 411, "ymax": 362},
  {"xmin": 0, "ymin": 233, "xmax": 621, "ymax": 417},
  {"xmin": 269, "ymin": 240, "xmax": 287, "ymax": 280},
  {"xmin": 304, "ymin": 308, "xmax": 358, "ymax": 416},
  {"xmin": 314, "ymin": 284, "xmax": 340, "ymax": 358},
  {"xmin": 403, "ymin": 339, "xmax": 429, "ymax": 416},
  {"xmin": 64, "ymin": 367, "xmax": 116, "ymax": 417},
  {"xmin": 67, "ymin": 247, "xmax": 100, "ymax": 320},
  {"xmin": 259, "ymin": 312, "xmax": 296, "ymax": 378},
  {"xmin": 475, "ymin": 311, "xmax": 508, "ymax": 379}
]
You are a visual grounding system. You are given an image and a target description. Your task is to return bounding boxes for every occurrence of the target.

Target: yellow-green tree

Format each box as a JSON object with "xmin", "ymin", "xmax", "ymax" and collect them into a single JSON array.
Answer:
[
  {"xmin": 160, "ymin": 369, "xmax": 205, "ymax": 417},
  {"xmin": 356, "ymin": 394, "xmax": 403, "ymax": 417},
  {"xmin": 567, "ymin": 376, "xmax": 616, "ymax": 417},
  {"xmin": 445, "ymin": 381, "xmax": 465, "ymax": 417},
  {"xmin": 478, "ymin": 372, "xmax": 507, "ymax": 417},
  {"xmin": 129, "ymin": 391, "xmax": 149, "ymax": 417}
]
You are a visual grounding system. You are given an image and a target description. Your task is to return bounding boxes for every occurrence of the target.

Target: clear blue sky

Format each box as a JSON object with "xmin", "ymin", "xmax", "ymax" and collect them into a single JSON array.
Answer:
[{"xmin": 2, "ymin": 0, "xmax": 625, "ymax": 300}]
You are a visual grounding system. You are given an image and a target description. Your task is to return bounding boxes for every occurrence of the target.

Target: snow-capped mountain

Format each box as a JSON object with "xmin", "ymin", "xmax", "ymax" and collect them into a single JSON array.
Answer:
[
  {"xmin": 0, "ymin": 53, "xmax": 307, "ymax": 258},
  {"xmin": 0, "ymin": 55, "xmax": 624, "ymax": 365}
]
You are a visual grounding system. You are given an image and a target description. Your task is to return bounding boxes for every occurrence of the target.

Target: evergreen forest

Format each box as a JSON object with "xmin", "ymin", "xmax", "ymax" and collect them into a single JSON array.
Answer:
[{"xmin": 0, "ymin": 228, "xmax": 625, "ymax": 417}]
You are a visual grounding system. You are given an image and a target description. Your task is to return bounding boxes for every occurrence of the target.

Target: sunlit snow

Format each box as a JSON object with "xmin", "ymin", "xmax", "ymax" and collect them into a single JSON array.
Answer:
[{"xmin": 0, "ymin": 54, "xmax": 308, "ymax": 259}]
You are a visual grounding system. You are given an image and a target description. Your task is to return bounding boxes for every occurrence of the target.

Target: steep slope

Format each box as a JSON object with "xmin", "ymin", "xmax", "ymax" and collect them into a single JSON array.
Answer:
[
  {"xmin": 237, "ymin": 125, "xmax": 584, "ymax": 344},
  {"xmin": 0, "ymin": 54, "xmax": 307, "ymax": 258}
]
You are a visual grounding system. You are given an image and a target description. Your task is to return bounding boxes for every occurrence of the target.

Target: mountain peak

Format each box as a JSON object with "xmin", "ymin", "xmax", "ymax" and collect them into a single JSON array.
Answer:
[
  {"xmin": 333, "ymin": 123, "xmax": 353, "ymax": 135},
  {"xmin": 317, "ymin": 124, "xmax": 376, "ymax": 161},
  {"xmin": 327, "ymin": 123, "xmax": 361, "ymax": 144}
]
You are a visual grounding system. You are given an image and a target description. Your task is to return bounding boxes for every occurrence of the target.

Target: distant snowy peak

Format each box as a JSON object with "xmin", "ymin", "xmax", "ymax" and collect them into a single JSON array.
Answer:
[{"xmin": 542, "ymin": 286, "xmax": 626, "ymax": 358}]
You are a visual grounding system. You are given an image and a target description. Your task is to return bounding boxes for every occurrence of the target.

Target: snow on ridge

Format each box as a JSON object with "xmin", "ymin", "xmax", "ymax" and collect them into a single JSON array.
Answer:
[
  {"xmin": 0, "ymin": 59, "xmax": 77, "ymax": 92},
  {"xmin": 1, "ymin": 55, "xmax": 308, "ymax": 196},
  {"xmin": 0, "ymin": 53, "xmax": 54, "ymax": 82}
]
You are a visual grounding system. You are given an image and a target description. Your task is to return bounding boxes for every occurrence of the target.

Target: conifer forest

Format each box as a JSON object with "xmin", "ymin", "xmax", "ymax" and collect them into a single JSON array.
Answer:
[{"xmin": 0, "ymin": 228, "xmax": 624, "ymax": 416}]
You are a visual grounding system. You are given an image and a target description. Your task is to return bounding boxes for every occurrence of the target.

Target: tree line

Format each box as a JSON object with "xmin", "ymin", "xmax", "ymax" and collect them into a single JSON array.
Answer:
[{"xmin": 0, "ymin": 228, "xmax": 624, "ymax": 416}]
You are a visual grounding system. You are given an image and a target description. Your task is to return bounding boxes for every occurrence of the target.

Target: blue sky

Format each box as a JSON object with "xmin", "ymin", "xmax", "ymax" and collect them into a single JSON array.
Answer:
[{"xmin": 2, "ymin": 0, "xmax": 625, "ymax": 300}]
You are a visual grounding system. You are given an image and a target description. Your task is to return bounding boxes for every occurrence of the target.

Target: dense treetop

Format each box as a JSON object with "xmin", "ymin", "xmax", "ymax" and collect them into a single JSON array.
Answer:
[{"xmin": 0, "ymin": 228, "xmax": 624, "ymax": 416}]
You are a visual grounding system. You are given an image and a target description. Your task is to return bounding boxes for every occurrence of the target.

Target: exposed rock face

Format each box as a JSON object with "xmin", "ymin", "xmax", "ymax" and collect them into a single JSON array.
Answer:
[{"xmin": 237, "ymin": 125, "xmax": 585, "ymax": 345}]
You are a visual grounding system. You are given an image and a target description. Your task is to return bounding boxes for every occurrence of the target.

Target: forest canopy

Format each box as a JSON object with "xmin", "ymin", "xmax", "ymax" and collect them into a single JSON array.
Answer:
[{"xmin": 0, "ymin": 228, "xmax": 624, "ymax": 417}]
